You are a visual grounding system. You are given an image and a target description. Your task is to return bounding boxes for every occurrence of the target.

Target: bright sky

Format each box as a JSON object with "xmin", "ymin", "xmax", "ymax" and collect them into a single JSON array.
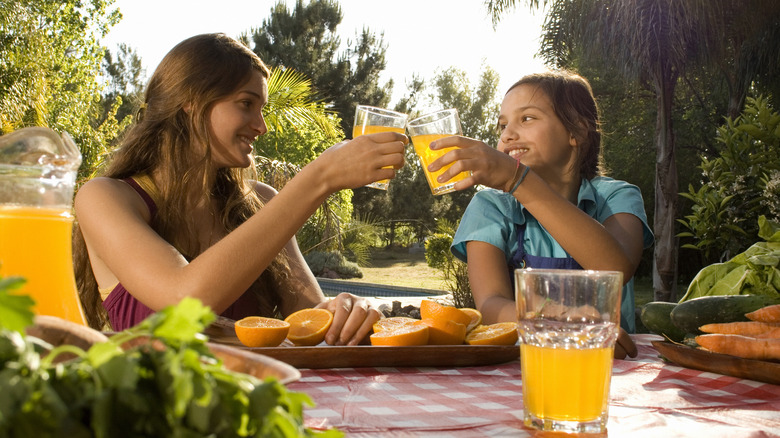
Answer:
[{"xmin": 102, "ymin": 0, "xmax": 548, "ymax": 106}]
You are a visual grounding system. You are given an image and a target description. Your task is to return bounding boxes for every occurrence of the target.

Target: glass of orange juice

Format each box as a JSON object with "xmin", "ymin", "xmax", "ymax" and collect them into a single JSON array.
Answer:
[
  {"xmin": 352, "ymin": 105, "xmax": 408, "ymax": 190},
  {"xmin": 0, "ymin": 127, "xmax": 87, "ymax": 325},
  {"xmin": 407, "ymin": 108, "xmax": 469, "ymax": 195},
  {"xmin": 515, "ymin": 268, "xmax": 623, "ymax": 434}
]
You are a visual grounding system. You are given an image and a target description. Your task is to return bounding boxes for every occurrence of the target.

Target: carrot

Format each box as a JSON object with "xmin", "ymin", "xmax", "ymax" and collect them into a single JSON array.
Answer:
[
  {"xmin": 745, "ymin": 304, "xmax": 780, "ymax": 323},
  {"xmin": 699, "ymin": 321, "xmax": 780, "ymax": 336},
  {"xmin": 695, "ymin": 334, "xmax": 780, "ymax": 361},
  {"xmin": 754, "ymin": 327, "xmax": 780, "ymax": 339}
]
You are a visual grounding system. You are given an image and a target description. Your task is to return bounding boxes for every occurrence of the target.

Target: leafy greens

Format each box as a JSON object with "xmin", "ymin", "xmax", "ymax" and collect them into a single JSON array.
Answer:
[
  {"xmin": 0, "ymin": 283, "xmax": 342, "ymax": 438},
  {"xmin": 680, "ymin": 215, "xmax": 780, "ymax": 302}
]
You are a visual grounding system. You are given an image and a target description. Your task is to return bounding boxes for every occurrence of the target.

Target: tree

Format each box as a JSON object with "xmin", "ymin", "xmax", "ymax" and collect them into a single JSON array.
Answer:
[
  {"xmin": 485, "ymin": 0, "xmax": 780, "ymax": 301},
  {"xmin": 0, "ymin": 0, "xmax": 123, "ymax": 182},
  {"xmin": 101, "ymin": 43, "xmax": 145, "ymax": 123},
  {"xmin": 246, "ymin": 0, "xmax": 392, "ymax": 135}
]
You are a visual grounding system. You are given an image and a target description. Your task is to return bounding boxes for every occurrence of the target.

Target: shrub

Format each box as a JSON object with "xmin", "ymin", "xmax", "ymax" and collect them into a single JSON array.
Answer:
[
  {"xmin": 304, "ymin": 251, "xmax": 363, "ymax": 279},
  {"xmin": 424, "ymin": 219, "xmax": 474, "ymax": 308},
  {"xmin": 678, "ymin": 95, "xmax": 780, "ymax": 264}
]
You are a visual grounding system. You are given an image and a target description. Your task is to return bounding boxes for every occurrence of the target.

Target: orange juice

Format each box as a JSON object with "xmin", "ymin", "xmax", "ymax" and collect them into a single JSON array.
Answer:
[
  {"xmin": 410, "ymin": 133, "xmax": 469, "ymax": 195},
  {"xmin": 520, "ymin": 343, "xmax": 613, "ymax": 422},
  {"xmin": 0, "ymin": 205, "xmax": 86, "ymax": 325},
  {"xmin": 353, "ymin": 125, "xmax": 406, "ymax": 189},
  {"xmin": 352, "ymin": 124, "xmax": 405, "ymax": 138}
]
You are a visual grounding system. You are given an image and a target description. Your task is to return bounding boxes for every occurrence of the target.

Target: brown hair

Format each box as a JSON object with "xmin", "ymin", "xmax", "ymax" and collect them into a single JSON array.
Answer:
[
  {"xmin": 507, "ymin": 70, "xmax": 604, "ymax": 179},
  {"xmin": 73, "ymin": 33, "xmax": 291, "ymax": 329}
]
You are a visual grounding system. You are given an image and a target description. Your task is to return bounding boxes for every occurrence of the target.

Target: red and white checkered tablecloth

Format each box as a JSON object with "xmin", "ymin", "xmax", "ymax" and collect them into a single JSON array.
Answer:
[{"xmin": 287, "ymin": 335, "xmax": 780, "ymax": 437}]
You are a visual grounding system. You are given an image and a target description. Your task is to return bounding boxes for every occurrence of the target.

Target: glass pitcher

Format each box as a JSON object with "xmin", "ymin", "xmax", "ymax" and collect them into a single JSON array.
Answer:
[{"xmin": 0, "ymin": 127, "xmax": 87, "ymax": 325}]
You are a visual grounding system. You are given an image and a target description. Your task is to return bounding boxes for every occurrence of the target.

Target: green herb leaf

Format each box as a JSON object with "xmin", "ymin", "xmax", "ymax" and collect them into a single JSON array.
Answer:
[{"xmin": 0, "ymin": 276, "xmax": 34, "ymax": 333}]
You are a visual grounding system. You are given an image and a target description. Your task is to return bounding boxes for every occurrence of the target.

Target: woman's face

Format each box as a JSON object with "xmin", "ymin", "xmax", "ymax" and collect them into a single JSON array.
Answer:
[
  {"xmin": 496, "ymin": 84, "xmax": 578, "ymax": 180},
  {"xmin": 207, "ymin": 70, "xmax": 268, "ymax": 169}
]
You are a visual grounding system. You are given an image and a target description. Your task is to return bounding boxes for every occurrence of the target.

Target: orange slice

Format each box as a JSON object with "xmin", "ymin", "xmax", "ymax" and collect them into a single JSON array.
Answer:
[
  {"xmin": 465, "ymin": 322, "xmax": 519, "ymax": 346},
  {"xmin": 284, "ymin": 308, "xmax": 334, "ymax": 346},
  {"xmin": 234, "ymin": 316, "xmax": 290, "ymax": 347},
  {"xmin": 373, "ymin": 316, "xmax": 420, "ymax": 333},
  {"xmin": 420, "ymin": 300, "xmax": 471, "ymax": 327},
  {"xmin": 370, "ymin": 321, "xmax": 429, "ymax": 346},
  {"xmin": 421, "ymin": 318, "xmax": 467, "ymax": 345},
  {"xmin": 460, "ymin": 308, "xmax": 483, "ymax": 333}
]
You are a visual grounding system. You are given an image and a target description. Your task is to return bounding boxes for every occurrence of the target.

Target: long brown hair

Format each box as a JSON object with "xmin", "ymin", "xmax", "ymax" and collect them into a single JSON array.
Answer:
[
  {"xmin": 73, "ymin": 33, "xmax": 291, "ymax": 329},
  {"xmin": 507, "ymin": 70, "xmax": 604, "ymax": 179}
]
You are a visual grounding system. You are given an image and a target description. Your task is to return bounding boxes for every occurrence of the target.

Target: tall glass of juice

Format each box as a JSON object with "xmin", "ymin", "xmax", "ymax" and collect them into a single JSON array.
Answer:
[
  {"xmin": 407, "ymin": 108, "xmax": 469, "ymax": 195},
  {"xmin": 0, "ymin": 127, "xmax": 86, "ymax": 325},
  {"xmin": 515, "ymin": 268, "xmax": 623, "ymax": 434},
  {"xmin": 352, "ymin": 105, "xmax": 408, "ymax": 190}
]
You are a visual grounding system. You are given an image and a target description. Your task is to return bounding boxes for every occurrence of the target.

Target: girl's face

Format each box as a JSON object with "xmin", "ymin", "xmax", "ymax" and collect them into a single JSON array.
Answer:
[
  {"xmin": 207, "ymin": 70, "xmax": 268, "ymax": 169},
  {"xmin": 496, "ymin": 84, "xmax": 577, "ymax": 180}
]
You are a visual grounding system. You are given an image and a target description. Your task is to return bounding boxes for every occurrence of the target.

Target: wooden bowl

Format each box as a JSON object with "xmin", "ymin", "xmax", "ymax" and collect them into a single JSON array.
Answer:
[{"xmin": 25, "ymin": 315, "xmax": 299, "ymax": 384}]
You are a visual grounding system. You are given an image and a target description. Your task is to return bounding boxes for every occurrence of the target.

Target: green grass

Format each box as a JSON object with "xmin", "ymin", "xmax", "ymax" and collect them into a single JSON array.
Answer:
[
  {"xmin": 347, "ymin": 246, "xmax": 448, "ymax": 291},
  {"xmin": 634, "ymin": 277, "xmax": 653, "ymax": 307}
]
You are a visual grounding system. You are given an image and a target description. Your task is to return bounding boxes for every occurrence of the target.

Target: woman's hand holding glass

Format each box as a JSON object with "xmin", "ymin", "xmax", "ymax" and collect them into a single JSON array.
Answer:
[{"xmin": 315, "ymin": 131, "xmax": 407, "ymax": 191}]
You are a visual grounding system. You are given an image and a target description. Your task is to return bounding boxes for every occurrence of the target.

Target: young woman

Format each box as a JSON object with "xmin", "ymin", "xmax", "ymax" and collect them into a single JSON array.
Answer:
[
  {"xmin": 73, "ymin": 33, "xmax": 407, "ymax": 345},
  {"xmin": 426, "ymin": 71, "xmax": 654, "ymax": 359}
]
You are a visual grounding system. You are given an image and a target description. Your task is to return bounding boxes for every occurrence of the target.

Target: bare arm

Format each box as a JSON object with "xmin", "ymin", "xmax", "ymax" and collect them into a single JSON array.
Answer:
[
  {"xmin": 76, "ymin": 132, "xmax": 405, "ymax": 321},
  {"xmin": 465, "ymin": 241, "xmax": 517, "ymax": 325},
  {"xmin": 428, "ymin": 136, "xmax": 644, "ymax": 283}
]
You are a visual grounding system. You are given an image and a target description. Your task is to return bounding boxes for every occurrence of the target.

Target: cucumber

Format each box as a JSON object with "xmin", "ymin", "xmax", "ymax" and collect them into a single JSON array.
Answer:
[
  {"xmin": 670, "ymin": 295, "xmax": 780, "ymax": 335},
  {"xmin": 640, "ymin": 302, "xmax": 687, "ymax": 342}
]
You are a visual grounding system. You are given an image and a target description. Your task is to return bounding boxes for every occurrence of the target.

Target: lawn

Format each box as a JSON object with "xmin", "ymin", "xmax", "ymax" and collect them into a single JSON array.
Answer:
[{"xmin": 349, "ymin": 246, "xmax": 448, "ymax": 291}]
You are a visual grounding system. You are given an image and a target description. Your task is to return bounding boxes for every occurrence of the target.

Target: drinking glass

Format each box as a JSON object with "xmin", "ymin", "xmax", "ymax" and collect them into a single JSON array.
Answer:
[
  {"xmin": 352, "ymin": 105, "xmax": 408, "ymax": 190},
  {"xmin": 515, "ymin": 268, "xmax": 623, "ymax": 433},
  {"xmin": 407, "ymin": 108, "xmax": 469, "ymax": 195}
]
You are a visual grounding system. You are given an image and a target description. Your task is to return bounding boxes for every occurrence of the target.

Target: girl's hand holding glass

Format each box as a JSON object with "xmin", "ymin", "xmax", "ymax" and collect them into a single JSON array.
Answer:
[{"xmin": 427, "ymin": 135, "xmax": 521, "ymax": 193}]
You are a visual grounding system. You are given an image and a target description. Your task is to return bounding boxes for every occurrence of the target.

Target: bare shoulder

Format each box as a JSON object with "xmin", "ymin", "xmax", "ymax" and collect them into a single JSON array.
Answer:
[
  {"xmin": 74, "ymin": 177, "xmax": 150, "ymax": 221},
  {"xmin": 250, "ymin": 180, "xmax": 278, "ymax": 203}
]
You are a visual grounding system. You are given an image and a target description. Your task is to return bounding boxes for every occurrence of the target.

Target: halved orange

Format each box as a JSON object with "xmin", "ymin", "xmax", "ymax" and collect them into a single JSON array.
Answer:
[
  {"xmin": 420, "ymin": 318, "xmax": 467, "ymax": 345},
  {"xmin": 373, "ymin": 316, "xmax": 419, "ymax": 333},
  {"xmin": 234, "ymin": 316, "xmax": 290, "ymax": 347},
  {"xmin": 284, "ymin": 308, "xmax": 334, "ymax": 346},
  {"xmin": 420, "ymin": 300, "xmax": 471, "ymax": 327},
  {"xmin": 370, "ymin": 321, "xmax": 429, "ymax": 346},
  {"xmin": 465, "ymin": 322, "xmax": 519, "ymax": 346},
  {"xmin": 460, "ymin": 308, "xmax": 483, "ymax": 333}
]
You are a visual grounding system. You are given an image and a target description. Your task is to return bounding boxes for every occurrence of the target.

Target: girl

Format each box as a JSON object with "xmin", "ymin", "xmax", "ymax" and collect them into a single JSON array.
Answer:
[
  {"xmin": 427, "ymin": 71, "xmax": 653, "ymax": 359},
  {"xmin": 73, "ymin": 33, "xmax": 407, "ymax": 345}
]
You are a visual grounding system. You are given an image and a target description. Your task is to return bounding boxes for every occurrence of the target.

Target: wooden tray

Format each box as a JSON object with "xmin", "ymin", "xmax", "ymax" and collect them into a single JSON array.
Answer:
[
  {"xmin": 210, "ymin": 338, "xmax": 520, "ymax": 369},
  {"xmin": 651, "ymin": 340, "xmax": 780, "ymax": 385},
  {"xmin": 204, "ymin": 316, "xmax": 519, "ymax": 369}
]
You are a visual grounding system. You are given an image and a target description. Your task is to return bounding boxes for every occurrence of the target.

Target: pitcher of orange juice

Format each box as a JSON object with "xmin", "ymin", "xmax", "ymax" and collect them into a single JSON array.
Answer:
[{"xmin": 0, "ymin": 127, "xmax": 86, "ymax": 325}]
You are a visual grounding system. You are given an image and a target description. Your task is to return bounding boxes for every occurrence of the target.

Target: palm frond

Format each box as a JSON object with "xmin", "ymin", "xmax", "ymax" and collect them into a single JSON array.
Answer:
[{"xmin": 264, "ymin": 67, "xmax": 340, "ymax": 138}]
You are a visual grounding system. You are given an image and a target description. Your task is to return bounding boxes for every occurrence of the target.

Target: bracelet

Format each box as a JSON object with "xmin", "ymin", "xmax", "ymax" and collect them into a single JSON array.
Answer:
[
  {"xmin": 508, "ymin": 165, "xmax": 529, "ymax": 194},
  {"xmin": 503, "ymin": 159, "xmax": 522, "ymax": 192}
]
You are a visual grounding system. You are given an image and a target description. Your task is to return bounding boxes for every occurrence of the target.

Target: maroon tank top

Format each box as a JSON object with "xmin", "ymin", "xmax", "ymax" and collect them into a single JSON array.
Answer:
[{"xmin": 102, "ymin": 177, "xmax": 260, "ymax": 330}]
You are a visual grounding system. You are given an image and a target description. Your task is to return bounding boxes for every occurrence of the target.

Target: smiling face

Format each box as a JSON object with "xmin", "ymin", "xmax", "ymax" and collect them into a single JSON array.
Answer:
[
  {"xmin": 497, "ymin": 84, "xmax": 578, "ymax": 182},
  {"xmin": 206, "ymin": 70, "xmax": 269, "ymax": 169}
]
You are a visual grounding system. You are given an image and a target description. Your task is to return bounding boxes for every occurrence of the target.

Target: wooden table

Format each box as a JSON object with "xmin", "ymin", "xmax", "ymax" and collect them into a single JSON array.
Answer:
[{"xmin": 286, "ymin": 334, "xmax": 780, "ymax": 437}]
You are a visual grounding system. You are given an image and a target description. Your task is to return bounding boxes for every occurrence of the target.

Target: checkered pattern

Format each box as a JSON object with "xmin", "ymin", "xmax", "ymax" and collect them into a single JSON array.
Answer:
[{"xmin": 288, "ymin": 335, "xmax": 780, "ymax": 437}]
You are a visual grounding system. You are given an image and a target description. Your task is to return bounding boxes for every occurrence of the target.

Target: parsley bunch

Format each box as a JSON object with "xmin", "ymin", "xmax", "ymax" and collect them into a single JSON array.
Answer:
[{"xmin": 0, "ymin": 277, "xmax": 342, "ymax": 438}]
